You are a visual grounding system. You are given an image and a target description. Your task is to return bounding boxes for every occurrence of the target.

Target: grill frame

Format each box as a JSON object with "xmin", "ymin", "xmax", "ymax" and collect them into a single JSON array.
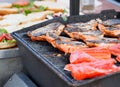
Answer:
[{"xmin": 12, "ymin": 10, "xmax": 120, "ymax": 87}]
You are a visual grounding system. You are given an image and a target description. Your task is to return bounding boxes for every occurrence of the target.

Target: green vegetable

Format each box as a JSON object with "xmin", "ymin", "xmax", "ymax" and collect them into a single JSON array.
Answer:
[
  {"xmin": 38, "ymin": 5, "xmax": 48, "ymax": 12},
  {"xmin": 1, "ymin": 39, "xmax": 16, "ymax": 44},
  {"xmin": 13, "ymin": 4, "xmax": 22, "ymax": 8},
  {"xmin": 23, "ymin": 5, "xmax": 48, "ymax": 15},
  {"xmin": 13, "ymin": 1, "xmax": 48, "ymax": 15},
  {"xmin": 0, "ymin": 29, "xmax": 8, "ymax": 34},
  {"xmin": 2, "ymin": 39, "xmax": 7, "ymax": 42},
  {"xmin": 26, "ymin": 2, "xmax": 34, "ymax": 8},
  {"xmin": 7, "ymin": 39, "xmax": 16, "ymax": 43},
  {"xmin": 13, "ymin": 1, "xmax": 34, "ymax": 14},
  {"xmin": 23, "ymin": 9, "xmax": 32, "ymax": 15},
  {"xmin": 62, "ymin": 16, "xmax": 68, "ymax": 22},
  {"xmin": 63, "ymin": 9, "xmax": 68, "ymax": 14}
]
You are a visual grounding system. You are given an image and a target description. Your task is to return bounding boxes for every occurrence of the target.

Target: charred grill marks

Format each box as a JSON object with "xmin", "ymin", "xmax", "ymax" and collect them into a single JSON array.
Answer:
[
  {"xmin": 67, "ymin": 19, "xmax": 98, "ymax": 30},
  {"xmin": 28, "ymin": 22, "xmax": 65, "ymax": 41},
  {"xmin": 31, "ymin": 22, "xmax": 64, "ymax": 36},
  {"xmin": 103, "ymin": 19, "xmax": 120, "ymax": 26},
  {"xmin": 28, "ymin": 18, "xmax": 120, "ymax": 53},
  {"xmin": 46, "ymin": 32, "xmax": 87, "ymax": 53}
]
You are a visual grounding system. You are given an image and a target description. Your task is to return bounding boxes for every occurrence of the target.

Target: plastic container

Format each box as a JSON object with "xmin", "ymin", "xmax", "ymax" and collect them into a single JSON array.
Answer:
[{"xmin": 80, "ymin": 0, "xmax": 95, "ymax": 14}]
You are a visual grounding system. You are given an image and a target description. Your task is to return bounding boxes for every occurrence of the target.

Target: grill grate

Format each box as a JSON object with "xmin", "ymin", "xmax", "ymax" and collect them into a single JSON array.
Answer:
[{"xmin": 12, "ymin": 10, "xmax": 120, "ymax": 87}]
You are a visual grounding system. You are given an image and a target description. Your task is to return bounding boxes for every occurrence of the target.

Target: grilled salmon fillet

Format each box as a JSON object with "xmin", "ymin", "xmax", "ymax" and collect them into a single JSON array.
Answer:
[
  {"xmin": 64, "ymin": 59, "xmax": 119, "ymax": 80},
  {"xmin": 64, "ymin": 27, "xmax": 103, "ymax": 40},
  {"xmin": 97, "ymin": 19, "xmax": 120, "ymax": 38},
  {"xmin": 102, "ymin": 19, "xmax": 120, "ymax": 28},
  {"xmin": 98, "ymin": 24, "xmax": 120, "ymax": 38},
  {"xmin": 86, "ymin": 37, "xmax": 120, "ymax": 47},
  {"xmin": 46, "ymin": 32, "xmax": 75, "ymax": 48},
  {"xmin": 67, "ymin": 19, "xmax": 98, "ymax": 30},
  {"xmin": 64, "ymin": 27, "xmax": 103, "ymax": 47},
  {"xmin": 28, "ymin": 22, "xmax": 65, "ymax": 41},
  {"xmin": 46, "ymin": 32, "xmax": 88, "ymax": 53},
  {"xmin": 109, "ymin": 44, "xmax": 120, "ymax": 62},
  {"xmin": 27, "ymin": 18, "xmax": 120, "ymax": 54}
]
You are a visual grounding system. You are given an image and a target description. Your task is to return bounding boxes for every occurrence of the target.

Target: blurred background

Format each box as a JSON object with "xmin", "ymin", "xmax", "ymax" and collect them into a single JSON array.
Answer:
[{"xmin": 0, "ymin": 0, "xmax": 120, "ymax": 14}]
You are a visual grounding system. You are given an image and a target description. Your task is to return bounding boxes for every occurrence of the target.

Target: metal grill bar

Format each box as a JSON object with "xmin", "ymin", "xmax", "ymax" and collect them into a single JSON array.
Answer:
[{"xmin": 70, "ymin": 0, "xmax": 80, "ymax": 16}]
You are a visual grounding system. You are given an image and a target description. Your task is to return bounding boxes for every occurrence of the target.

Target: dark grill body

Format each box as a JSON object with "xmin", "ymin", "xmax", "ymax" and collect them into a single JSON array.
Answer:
[{"xmin": 12, "ymin": 10, "xmax": 120, "ymax": 87}]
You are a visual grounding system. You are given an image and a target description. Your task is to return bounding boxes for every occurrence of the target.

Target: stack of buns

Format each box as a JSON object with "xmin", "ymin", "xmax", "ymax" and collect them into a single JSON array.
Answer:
[
  {"xmin": 0, "ymin": 2, "xmax": 18, "ymax": 15},
  {"xmin": 0, "ymin": 1, "xmax": 68, "ymax": 33}
]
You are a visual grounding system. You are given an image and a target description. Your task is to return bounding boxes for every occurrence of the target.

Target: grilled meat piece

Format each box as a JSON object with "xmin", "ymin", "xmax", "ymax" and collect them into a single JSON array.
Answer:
[
  {"xmin": 86, "ymin": 37, "xmax": 120, "ymax": 47},
  {"xmin": 109, "ymin": 44, "xmax": 120, "ymax": 62},
  {"xmin": 64, "ymin": 59, "xmax": 119, "ymax": 80},
  {"xmin": 64, "ymin": 27, "xmax": 103, "ymax": 46},
  {"xmin": 79, "ymin": 46, "xmax": 111, "ymax": 60},
  {"xmin": 98, "ymin": 24, "xmax": 120, "ymax": 38},
  {"xmin": 77, "ymin": 30, "xmax": 103, "ymax": 42},
  {"xmin": 102, "ymin": 19, "xmax": 120, "ymax": 28},
  {"xmin": 46, "ymin": 33, "xmax": 88, "ymax": 53},
  {"xmin": 69, "ymin": 47, "xmax": 111, "ymax": 64},
  {"xmin": 67, "ymin": 19, "xmax": 98, "ymax": 30},
  {"xmin": 70, "ymin": 50, "xmax": 97, "ymax": 64},
  {"xmin": 64, "ymin": 27, "xmax": 103, "ymax": 40},
  {"xmin": 28, "ymin": 18, "xmax": 120, "ymax": 54},
  {"xmin": 28, "ymin": 22, "xmax": 65, "ymax": 41},
  {"xmin": 56, "ymin": 40, "xmax": 88, "ymax": 54},
  {"xmin": 46, "ymin": 32, "xmax": 75, "ymax": 48},
  {"xmin": 64, "ymin": 45, "xmax": 120, "ymax": 81},
  {"xmin": 97, "ymin": 18, "xmax": 120, "ymax": 28}
]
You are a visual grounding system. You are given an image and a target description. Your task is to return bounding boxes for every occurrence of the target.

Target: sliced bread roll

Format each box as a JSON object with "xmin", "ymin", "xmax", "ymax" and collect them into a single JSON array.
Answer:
[
  {"xmin": 0, "ymin": 16, "xmax": 3, "ymax": 20},
  {"xmin": 0, "ymin": 2, "xmax": 12, "ymax": 8},
  {"xmin": 34, "ymin": 1, "xmax": 65, "ymax": 13},
  {"xmin": 0, "ymin": 41, "xmax": 16, "ymax": 49},
  {"xmin": 0, "ymin": 14, "xmax": 26, "ymax": 27},
  {"xmin": 0, "ymin": 8, "xmax": 18, "ymax": 15},
  {"xmin": 21, "ymin": 11, "xmax": 54, "ymax": 24}
]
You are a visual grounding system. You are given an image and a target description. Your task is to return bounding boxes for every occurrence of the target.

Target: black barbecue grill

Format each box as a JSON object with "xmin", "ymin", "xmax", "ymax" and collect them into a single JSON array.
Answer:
[{"xmin": 12, "ymin": 9, "xmax": 120, "ymax": 87}]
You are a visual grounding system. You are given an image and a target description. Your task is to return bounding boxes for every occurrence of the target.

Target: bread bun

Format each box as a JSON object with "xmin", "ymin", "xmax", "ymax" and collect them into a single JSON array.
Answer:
[
  {"xmin": 0, "ymin": 14, "xmax": 26, "ymax": 27},
  {"xmin": 0, "ymin": 41, "xmax": 16, "ymax": 49},
  {"xmin": 21, "ymin": 11, "xmax": 54, "ymax": 24},
  {"xmin": 0, "ymin": 16, "xmax": 3, "ymax": 20},
  {"xmin": 34, "ymin": 1, "xmax": 65, "ymax": 13},
  {"xmin": 0, "ymin": 8, "xmax": 18, "ymax": 15},
  {"xmin": 0, "ymin": 2, "xmax": 12, "ymax": 8}
]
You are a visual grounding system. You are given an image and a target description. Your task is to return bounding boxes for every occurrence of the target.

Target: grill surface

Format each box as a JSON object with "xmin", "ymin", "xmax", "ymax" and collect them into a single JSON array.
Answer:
[{"xmin": 12, "ymin": 10, "xmax": 120, "ymax": 87}]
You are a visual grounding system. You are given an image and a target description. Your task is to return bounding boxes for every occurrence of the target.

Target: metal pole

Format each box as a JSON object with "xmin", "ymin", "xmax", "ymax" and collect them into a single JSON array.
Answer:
[{"xmin": 70, "ymin": 0, "xmax": 80, "ymax": 16}]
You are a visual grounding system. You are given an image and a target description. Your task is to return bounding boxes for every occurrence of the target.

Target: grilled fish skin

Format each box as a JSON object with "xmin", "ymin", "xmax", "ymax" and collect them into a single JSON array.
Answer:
[
  {"xmin": 97, "ymin": 18, "xmax": 120, "ymax": 28},
  {"xmin": 28, "ymin": 22, "xmax": 65, "ymax": 41},
  {"xmin": 102, "ymin": 19, "xmax": 120, "ymax": 27},
  {"xmin": 67, "ymin": 19, "xmax": 98, "ymax": 30},
  {"xmin": 46, "ymin": 32, "xmax": 88, "ymax": 53},
  {"xmin": 98, "ymin": 24, "xmax": 120, "ymax": 38},
  {"xmin": 27, "ymin": 18, "xmax": 120, "ymax": 53},
  {"xmin": 98, "ymin": 18, "xmax": 120, "ymax": 39},
  {"xmin": 86, "ymin": 37, "xmax": 120, "ymax": 47},
  {"xmin": 55, "ymin": 41, "xmax": 88, "ymax": 53},
  {"xmin": 46, "ymin": 32, "xmax": 75, "ymax": 48},
  {"xmin": 64, "ymin": 27, "xmax": 103, "ymax": 39},
  {"xmin": 64, "ymin": 27, "xmax": 103, "ymax": 46}
]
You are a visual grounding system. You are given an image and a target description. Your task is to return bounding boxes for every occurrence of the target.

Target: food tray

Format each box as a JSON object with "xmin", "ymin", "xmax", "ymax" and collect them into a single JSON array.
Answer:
[{"xmin": 12, "ymin": 10, "xmax": 120, "ymax": 87}]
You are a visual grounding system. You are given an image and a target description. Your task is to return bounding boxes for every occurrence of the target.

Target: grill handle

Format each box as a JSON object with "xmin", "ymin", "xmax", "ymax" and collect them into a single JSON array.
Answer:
[{"xmin": 70, "ymin": 0, "xmax": 80, "ymax": 16}]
